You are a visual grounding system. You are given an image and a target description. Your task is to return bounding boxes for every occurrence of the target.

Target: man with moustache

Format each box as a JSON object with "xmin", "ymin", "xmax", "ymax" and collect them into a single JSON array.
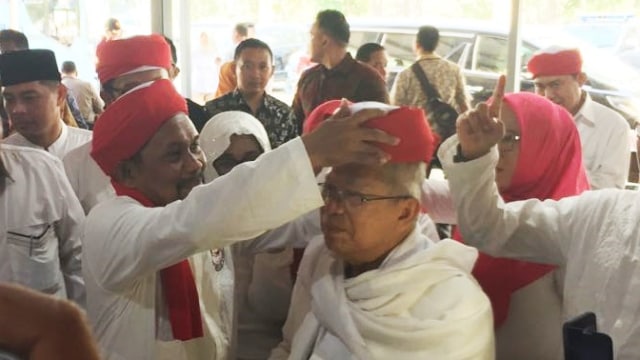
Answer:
[{"xmin": 82, "ymin": 78, "xmax": 398, "ymax": 359}]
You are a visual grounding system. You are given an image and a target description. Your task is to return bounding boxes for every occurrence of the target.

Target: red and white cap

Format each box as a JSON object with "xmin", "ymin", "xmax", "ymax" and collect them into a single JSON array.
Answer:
[
  {"xmin": 527, "ymin": 46, "xmax": 582, "ymax": 79},
  {"xmin": 303, "ymin": 100, "xmax": 436, "ymax": 164}
]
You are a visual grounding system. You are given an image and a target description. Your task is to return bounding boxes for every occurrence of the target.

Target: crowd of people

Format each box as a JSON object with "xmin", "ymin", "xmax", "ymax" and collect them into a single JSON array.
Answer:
[{"xmin": 0, "ymin": 7, "xmax": 637, "ymax": 360}]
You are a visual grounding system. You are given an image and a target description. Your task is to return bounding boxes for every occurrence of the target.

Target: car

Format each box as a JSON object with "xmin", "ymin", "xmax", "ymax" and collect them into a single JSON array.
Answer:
[
  {"xmin": 565, "ymin": 14, "xmax": 640, "ymax": 71},
  {"xmin": 349, "ymin": 20, "xmax": 640, "ymax": 127}
]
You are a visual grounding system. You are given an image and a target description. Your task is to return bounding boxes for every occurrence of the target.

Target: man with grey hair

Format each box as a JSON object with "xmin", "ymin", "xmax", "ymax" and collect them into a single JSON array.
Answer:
[{"xmin": 271, "ymin": 101, "xmax": 494, "ymax": 360}]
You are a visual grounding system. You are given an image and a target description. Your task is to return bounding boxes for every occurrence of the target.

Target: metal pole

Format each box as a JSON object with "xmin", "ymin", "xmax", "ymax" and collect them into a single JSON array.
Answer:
[{"xmin": 505, "ymin": 0, "xmax": 522, "ymax": 92}]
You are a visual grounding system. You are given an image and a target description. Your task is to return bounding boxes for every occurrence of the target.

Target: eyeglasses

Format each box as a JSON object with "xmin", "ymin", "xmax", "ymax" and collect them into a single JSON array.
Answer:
[
  {"xmin": 319, "ymin": 183, "xmax": 413, "ymax": 209},
  {"xmin": 498, "ymin": 132, "xmax": 521, "ymax": 152}
]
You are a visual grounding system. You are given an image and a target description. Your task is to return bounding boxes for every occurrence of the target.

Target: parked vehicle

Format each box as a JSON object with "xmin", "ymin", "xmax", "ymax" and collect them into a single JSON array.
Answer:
[{"xmin": 349, "ymin": 20, "xmax": 640, "ymax": 127}]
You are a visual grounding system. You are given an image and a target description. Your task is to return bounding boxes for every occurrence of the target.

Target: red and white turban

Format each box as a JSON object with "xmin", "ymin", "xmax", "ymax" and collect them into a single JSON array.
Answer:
[
  {"xmin": 96, "ymin": 34, "xmax": 172, "ymax": 84},
  {"xmin": 527, "ymin": 46, "xmax": 582, "ymax": 79},
  {"xmin": 91, "ymin": 79, "xmax": 187, "ymax": 176},
  {"xmin": 303, "ymin": 100, "xmax": 436, "ymax": 164}
]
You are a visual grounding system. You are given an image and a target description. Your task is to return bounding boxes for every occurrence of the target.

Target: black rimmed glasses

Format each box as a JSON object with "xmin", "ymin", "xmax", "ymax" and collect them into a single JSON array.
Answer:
[
  {"xmin": 498, "ymin": 132, "xmax": 521, "ymax": 152},
  {"xmin": 319, "ymin": 183, "xmax": 413, "ymax": 209}
]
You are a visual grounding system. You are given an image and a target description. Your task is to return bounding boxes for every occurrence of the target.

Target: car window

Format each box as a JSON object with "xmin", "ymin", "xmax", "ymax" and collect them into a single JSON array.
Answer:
[
  {"xmin": 474, "ymin": 35, "xmax": 536, "ymax": 74},
  {"xmin": 350, "ymin": 30, "xmax": 382, "ymax": 49},
  {"xmin": 382, "ymin": 32, "xmax": 415, "ymax": 67}
]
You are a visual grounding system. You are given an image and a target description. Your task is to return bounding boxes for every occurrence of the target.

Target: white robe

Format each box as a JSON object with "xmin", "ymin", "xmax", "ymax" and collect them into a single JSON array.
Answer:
[
  {"xmin": 3, "ymin": 120, "xmax": 91, "ymax": 160},
  {"xmin": 440, "ymin": 135, "xmax": 640, "ymax": 360},
  {"xmin": 270, "ymin": 226, "xmax": 495, "ymax": 360},
  {"xmin": 82, "ymin": 138, "xmax": 324, "ymax": 360},
  {"xmin": 62, "ymin": 141, "xmax": 115, "ymax": 214},
  {"xmin": 0, "ymin": 144, "xmax": 85, "ymax": 305}
]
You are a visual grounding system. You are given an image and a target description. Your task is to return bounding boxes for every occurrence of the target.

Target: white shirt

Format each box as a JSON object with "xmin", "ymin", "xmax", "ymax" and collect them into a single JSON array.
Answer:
[
  {"xmin": 271, "ymin": 226, "xmax": 495, "ymax": 360},
  {"xmin": 574, "ymin": 94, "xmax": 630, "ymax": 189},
  {"xmin": 0, "ymin": 144, "xmax": 85, "ymax": 305},
  {"xmin": 82, "ymin": 138, "xmax": 324, "ymax": 360},
  {"xmin": 3, "ymin": 121, "xmax": 92, "ymax": 160},
  {"xmin": 63, "ymin": 142, "xmax": 114, "ymax": 214},
  {"xmin": 440, "ymin": 136, "xmax": 640, "ymax": 360}
]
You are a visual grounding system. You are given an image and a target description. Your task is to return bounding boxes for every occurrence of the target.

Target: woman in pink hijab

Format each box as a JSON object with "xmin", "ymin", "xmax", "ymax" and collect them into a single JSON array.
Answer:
[{"xmin": 456, "ymin": 92, "xmax": 590, "ymax": 359}]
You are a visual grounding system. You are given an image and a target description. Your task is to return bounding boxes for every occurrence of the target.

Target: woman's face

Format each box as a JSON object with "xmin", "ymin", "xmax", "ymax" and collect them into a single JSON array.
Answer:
[{"xmin": 495, "ymin": 105, "xmax": 521, "ymax": 191}]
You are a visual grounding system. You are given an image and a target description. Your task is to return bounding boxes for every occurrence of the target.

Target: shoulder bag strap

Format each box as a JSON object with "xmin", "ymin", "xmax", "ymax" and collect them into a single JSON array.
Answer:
[{"xmin": 411, "ymin": 61, "xmax": 442, "ymax": 100}]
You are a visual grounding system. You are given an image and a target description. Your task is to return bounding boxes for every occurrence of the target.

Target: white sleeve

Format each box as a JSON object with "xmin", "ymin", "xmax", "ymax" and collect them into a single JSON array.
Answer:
[
  {"xmin": 52, "ymin": 160, "xmax": 86, "ymax": 306},
  {"xmin": 84, "ymin": 138, "xmax": 324, "ymax": 292},
  {"xmin": 439, "ymin": 136, "xmax": 577, "ymax": 265},
  {"xmin": 421, "ymin": 179, "xmax": 456, "ymax": 224},
  {"xmin": 588, "ymin": 121, "xmax": 630, "ymax": 189},
  {"xmin": 236, "ymin": 209, "xmax": 322, "ymax": 254}
]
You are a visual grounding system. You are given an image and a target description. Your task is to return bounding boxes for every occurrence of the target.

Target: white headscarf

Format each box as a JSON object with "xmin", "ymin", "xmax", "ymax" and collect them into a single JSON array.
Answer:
[{"xmin": 200, "ymin": 111, "xmax": 271, "ymax": 182}]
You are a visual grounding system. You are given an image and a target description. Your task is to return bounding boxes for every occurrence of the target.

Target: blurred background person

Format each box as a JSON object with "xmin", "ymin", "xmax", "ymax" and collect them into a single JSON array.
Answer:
[
  {"xmin": 215, "ymin": 22, "xmax": 255, "ymax": 98},
  {"xmin": 190, "ymin": 32, "xmax": 219, "ymax": 104},
  {"xmin": 61, "ymin": 60, "xmax": 104, "ymax": 128},
  {"xmin": 355, "ymin": 42, "xmax": 388, "ymax": 82}
]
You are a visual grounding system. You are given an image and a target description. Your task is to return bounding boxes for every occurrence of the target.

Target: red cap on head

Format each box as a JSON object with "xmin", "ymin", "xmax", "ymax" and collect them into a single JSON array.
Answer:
[
  {"xmin": 96, "ymin": 34, "xmax": 172, "ymax": 84},
  {"xmin": 527, "ymin": 46, "xmax": 582, "ymax": 79},
  {"xmin": 303, "ymin": 100, "xmax": 435, "ymax": 164},
  {"xmin": 91, "ymin": 79, "xmax": 187, "ymax": 177}
]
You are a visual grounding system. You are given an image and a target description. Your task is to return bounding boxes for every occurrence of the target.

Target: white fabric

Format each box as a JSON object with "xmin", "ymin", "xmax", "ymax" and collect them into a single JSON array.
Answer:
[
  {"xmin": 200, "ymin": 111, "xmax": 272, "ymax": 182},
  {"xmin": 83, "ymin": 138, "xmax": 324, "ymax": 360},
  {"xmin": 574, "ymin": 94, "xmax": 630, "ymax": 189},
  {"xmin": 271, "ymin": 226, "xmax": 495, "ymax": 360},
  {"xmin": 0, "ymin": 144, "xmax": 85, "ymax": 305},
  {"xmin": 63, "ymin": 141, "xmax": 115, "ymax": 214},
  {"xmin": 440, "ymin": 135, "xmax": 640, "ymax": 360},
  {"xmin": 420, "ymin": 178, "xmax": 564, "ymax": 359},
  {"xmin": 534, "ymin": 45, "xmax": 578, "ymax": 55},
  {"xmin": 2, "ymin": 121, "xmax": 91, "ymax": 160}
]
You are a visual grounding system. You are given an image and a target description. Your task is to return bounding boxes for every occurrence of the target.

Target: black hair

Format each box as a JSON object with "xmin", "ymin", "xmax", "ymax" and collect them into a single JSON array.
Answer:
[
  {"xmin": 0, "ymin": 29, "xmax": 29, "ymax": 50},
  {"xmin": 106, "ymin": 18, "xmax": 121, "ymax": 31},
  {"xmin": 416, "ymin": 26, "xmax": 439, "ymax": 52},
  {"xmin": 234, "ymin": 38, "xmax": 273, "ymax": 63},
  {"xmin": 355, "ymin": 43, "xmax": 384, "ymax": 62},
  {"xmin": 163, "ymin": 36, "xmax": 178, "ymax": 64},
  {"xmin": 316, "ymin": 9, "xmax": 350, "ymax": 45},
  {"xmin": 234, "ymin": 23, "xmax": 253, "ymax": 38},
  {"xmin": 61, "ymin": 60, "xmax": 77, "ymax": 74}
]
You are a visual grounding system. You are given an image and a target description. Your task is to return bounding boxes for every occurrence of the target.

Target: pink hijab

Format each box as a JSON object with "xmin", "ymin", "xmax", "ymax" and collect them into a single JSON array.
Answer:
[{"xmin": 459, "ymin": 92, "xmax": 590, "ymax": 327}]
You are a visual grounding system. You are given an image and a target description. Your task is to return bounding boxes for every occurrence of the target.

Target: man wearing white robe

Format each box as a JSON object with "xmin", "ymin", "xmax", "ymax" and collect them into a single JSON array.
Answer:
[
  {"xmin": 0, "ymin": 49, "xmax": 91, "ymax": 159},
  {"xmin": 270, "ymin": 102, "xmax": 494, "ymax": 360},
  {"xmin": 0, "ymin": 144, "xmax": 84, "ymax": 305},
  {"xmin": 442, "ymin": 76, "xmax": 640, "ymax": 359},
  {"xmin": 83, "ymin": 79, "xmax": 397, "ymax": 360}
]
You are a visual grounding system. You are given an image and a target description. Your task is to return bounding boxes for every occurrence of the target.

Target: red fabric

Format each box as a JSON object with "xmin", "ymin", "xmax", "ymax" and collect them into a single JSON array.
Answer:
[
  {"xmin": 91, "ymin": 79, "xmax": 187, "ymax": 177},
  {"xmin": 96, "ymin": 34, "xmax": 172, "ymax": 84},
  {"xmin": 303, "ymin": 100, "xmax": 436, "ymax": 163},
  {"xmin": 527, "ymin": 48, "xmax": 582, "ymax": 79},
  {"xmin": 112, "ymin": 183, "xmax": 204, "ymax": 341},
  {"xmin": 454, "ymin": 92, "xmax": 590, "ymax": 327}
]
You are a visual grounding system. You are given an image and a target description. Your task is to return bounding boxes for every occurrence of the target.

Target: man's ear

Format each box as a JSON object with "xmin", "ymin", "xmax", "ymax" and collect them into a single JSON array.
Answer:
[
  {"xmin": 112, "ymin": 160, "xmax": 139, "ymax": 187},
  {"xmin": 576, "ymin": 72, "xmax": 588, "ymax": 86},
  {"xmin": 397, "ymin": 198, "xmax": 421, "ymax": 225},
  {"xmin": 57, "ymin": 84, "xmax": 67, "ymax": 107},
  {"xmin": 170, "ymin": 65, "xmax": 181, "ymax": 80}
]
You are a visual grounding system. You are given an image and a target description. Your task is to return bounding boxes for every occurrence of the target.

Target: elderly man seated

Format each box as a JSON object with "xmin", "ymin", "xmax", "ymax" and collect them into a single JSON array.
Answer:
[{"xmin": 270, "ymin": 101, "xmax": 494, "ymax": 360}]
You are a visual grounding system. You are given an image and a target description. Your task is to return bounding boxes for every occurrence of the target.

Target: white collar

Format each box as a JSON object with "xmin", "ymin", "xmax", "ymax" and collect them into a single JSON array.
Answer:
[{"xmin": 574, "ymin": 92, "xmax": 596, "ymax": 126}]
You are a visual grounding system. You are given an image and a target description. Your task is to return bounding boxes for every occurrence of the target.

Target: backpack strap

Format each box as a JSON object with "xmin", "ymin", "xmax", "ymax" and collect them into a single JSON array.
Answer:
[{"xmin": 411, "ymin": 61, "xmax": 442, "ymax": 100}]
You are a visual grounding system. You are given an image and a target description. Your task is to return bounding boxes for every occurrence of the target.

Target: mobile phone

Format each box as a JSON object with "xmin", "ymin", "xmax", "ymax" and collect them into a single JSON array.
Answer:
[{"xmin": 563, "ymin": 312, "xmax": 613, "ymax": 360}]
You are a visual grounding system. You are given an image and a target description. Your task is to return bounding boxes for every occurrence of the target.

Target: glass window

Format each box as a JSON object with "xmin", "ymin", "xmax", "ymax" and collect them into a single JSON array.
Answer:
[{"xmin": 474, "ymin": 35, "xmax": 535, "ymax": 74}]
